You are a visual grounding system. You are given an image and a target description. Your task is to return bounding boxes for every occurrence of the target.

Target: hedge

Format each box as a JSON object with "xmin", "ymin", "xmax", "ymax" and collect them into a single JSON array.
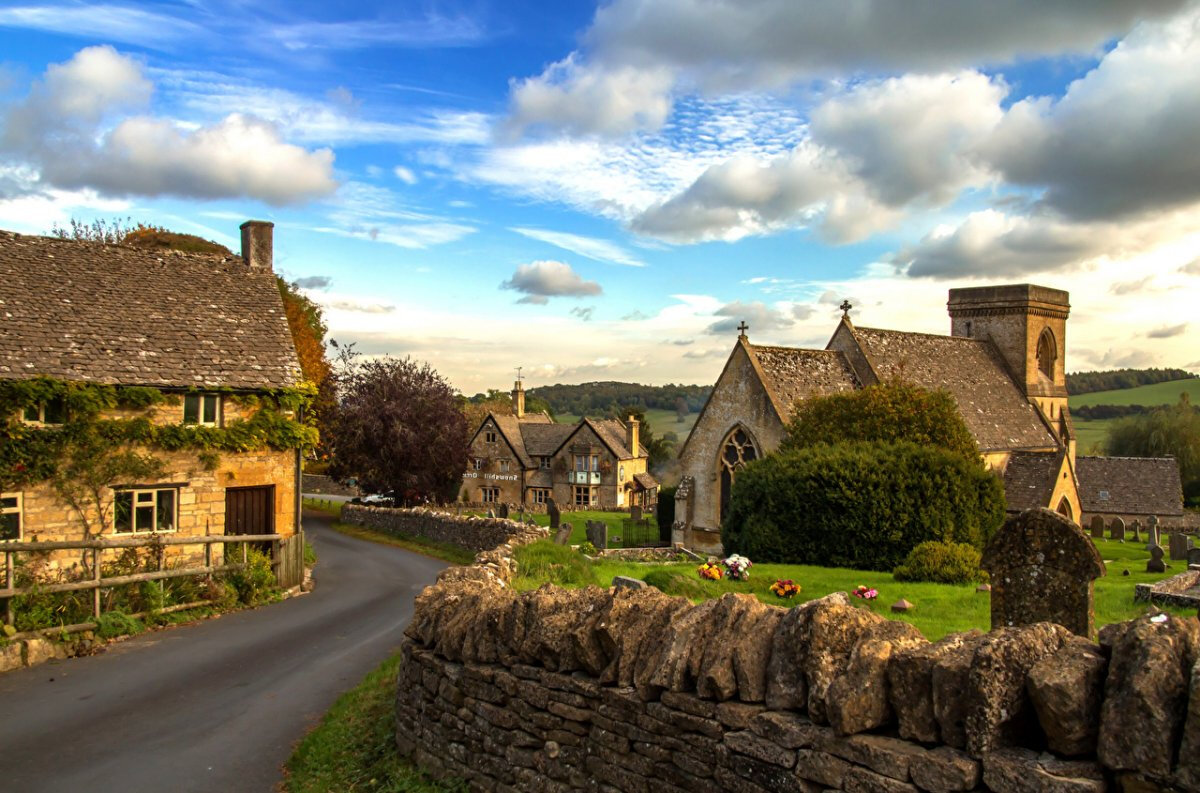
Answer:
[{"xmin": 721, "ymin": 441, "xmax": 1005, "ymax": 571}]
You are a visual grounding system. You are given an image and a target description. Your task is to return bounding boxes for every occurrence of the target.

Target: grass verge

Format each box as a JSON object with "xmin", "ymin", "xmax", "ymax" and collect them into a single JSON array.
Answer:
[
  {"xmin": 513, "ymin": 537, "xmax": 1189, "ymax": 641},
  {"xmin": 284, "ymin": 652, "xmax": 463, "ymax": 793},
  {"xmin": 330, "ymin": 523, "xmax": 475, "ymax": 566}
]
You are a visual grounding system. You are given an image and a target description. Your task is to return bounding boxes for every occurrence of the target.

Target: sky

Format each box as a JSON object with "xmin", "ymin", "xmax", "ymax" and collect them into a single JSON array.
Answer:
[{"xmin": 1, "ymin": 0, "xmax": 1198, "ymax": 394}]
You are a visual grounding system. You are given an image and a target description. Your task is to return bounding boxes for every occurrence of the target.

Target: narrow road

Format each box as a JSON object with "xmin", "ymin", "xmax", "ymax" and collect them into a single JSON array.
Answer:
[{"xmin": 0, "ymin": 511, "xmax": 447, "ymax": 793}]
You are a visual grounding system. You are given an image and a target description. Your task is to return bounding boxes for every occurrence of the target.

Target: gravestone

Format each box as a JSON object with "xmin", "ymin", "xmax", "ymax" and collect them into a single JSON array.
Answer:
[
  {"xmin": 1148, "ymin": 515, "xmax": 1161, "ymax": 549},
  {"xmin": 1089, "ymin": 516, "xmax": 1105, "ymax": 539},
  {"xmin": 1147, "ymin": 542, "xmax": 1166, "ymax": 574},
  {"xmin": 547, "ymin": 498, "xmax": 561, "ymax": 530},
  {"xmin": 1109, "ymin": 517, "xmax": 1125, "ymax": 542},
  {"xmin": 1131, "ymin": 519, "xmax": 1142, "ymax": 544},
  {"xmin": 486, "ymin": 508, "xmax": 495, "ymax": 519},
  {"xmin": 630, "ymin": 505, "xmax": 643, "ymax": 522},
  {"xmin": 1189, "ymin": 547, "xmax": 1200, "ymax": 569},
  {"xmin": 498, "ymin": 503, "xmax": 509, "ymax": 520},
  {"xmin": 612, "ymin": 576, "xmax": 648, "ymax": 592},
  {"xmin": 981, "ymin": 508, "xmax": 1106, "ymax": 638},
  {"xmin": 553, "ymin": 525, "xmax": 572, "ymax": 545},
  {"xmin": 1171, "ymin": 532, "xmax": 1190, "ymax": 561},
  {"xmin": 585, "ymin": 520, "xmax": 608, "ymax": 550}
]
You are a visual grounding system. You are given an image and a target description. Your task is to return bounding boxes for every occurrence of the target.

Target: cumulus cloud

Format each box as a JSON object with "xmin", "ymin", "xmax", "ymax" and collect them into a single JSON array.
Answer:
[
  {"xmin": 707, "ymin": 300, "xmax": 793, "ymax": 334},
  {"xmin": 1183, "ymin": 258, "xmax": 1200, "ymax": 275},
  {"xmin": 500, "ymin": 260, "xmax": 603, "ymax": 304},
  {"xmin": 0, "ymin": 46, "xmax": 337, "ymax": 205},
  {"xmin": 503, "ymin": 0, "xmax": 1183, "ymax": 137},
  {"xmin": 1148, "ymin": 323, "xmax": 1189, "ymax": 338},
  {"xmin": 326, "ymin": 299, "xmax": 396, "ymax": 314},
  {"xmin": 294, "ymin": 275, "xmax": 332, "ymax": 289},
  {"xmin": 1111, "ymin": 276, "xmax": 1154, "ymax": 295}
]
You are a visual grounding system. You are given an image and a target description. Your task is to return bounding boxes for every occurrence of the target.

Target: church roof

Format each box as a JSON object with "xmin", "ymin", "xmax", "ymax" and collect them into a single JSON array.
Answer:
[
  {"xmin": 747, "ymin": 345, "xmax": 861, "ymax": 420},
  {"xmin": 1076, "ymin": 456, "xmax": 1184, "ymax": 516},
  {"xmin": 1003, "ymin": 451, "xmax": 1064, "ymax": 512},
  {"xmin": 0, "ymin": 230, "xmax": 300, "ymax": 389},
  {"xmin": 851, "ymin": 326, "xmax": 1058, "ymax": 452}
]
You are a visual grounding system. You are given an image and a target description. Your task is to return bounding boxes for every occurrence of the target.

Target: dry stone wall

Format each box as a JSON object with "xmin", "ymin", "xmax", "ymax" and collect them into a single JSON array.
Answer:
[
  {"xmin": 396, "ymin": 519, "xmax": 1200, "ymax": 792},
  {"xmin": 342, "ymin": 504, "xmax": 541, "ymax": 553}
]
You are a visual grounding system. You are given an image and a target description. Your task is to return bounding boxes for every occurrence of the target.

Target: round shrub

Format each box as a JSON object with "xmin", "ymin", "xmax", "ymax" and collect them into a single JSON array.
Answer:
[
  {"xmin": 722, "ymin": 441, "xmax": 1005, "ymax": 571},
  {"xmin": 893, "ymin": 541, "xmax": 985, "ymax": 584}
]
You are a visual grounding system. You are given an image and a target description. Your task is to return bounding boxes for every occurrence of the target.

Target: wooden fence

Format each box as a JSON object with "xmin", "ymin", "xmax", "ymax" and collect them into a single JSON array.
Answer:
[{"xmin": 0, "ymin": 530, "xmax": 305, "ymax": 631}]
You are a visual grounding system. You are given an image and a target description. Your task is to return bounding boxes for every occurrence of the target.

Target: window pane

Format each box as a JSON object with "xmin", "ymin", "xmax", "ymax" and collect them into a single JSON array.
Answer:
[
  {"xmin": 43, "ymin": 397, "xmax": 66, "ymax": 424},
  {"xmin": 135, "ymin": 505, "xmax": 154, "ymax": 532},
  {"xmin": 157, "ymin": 490, "xmax": 175, "ymax": 531},
  {"xmin": 137, "ymin": 491, "xmax": 154, "ymax": 503},
  {"xmin": 23, "ymin": 405, "xmax": 40, "ymax": 422},
  {"xmin": 0, "ymin": 497, "xmax": 16, "ymax": 510},
  {"xmin": 203, "ymin": 395, "xmax": 218, "ymax": 424},
  {"xmin": 184, "ymin": 394, "xmax": 200, "ymax": 424},
  {"xmin": 0, "ymin": 513, "xmax": 18, "ymax": 541},
  {"xmin": 114, "ymin": 492, "xmax": 133, "ymax": 533}
]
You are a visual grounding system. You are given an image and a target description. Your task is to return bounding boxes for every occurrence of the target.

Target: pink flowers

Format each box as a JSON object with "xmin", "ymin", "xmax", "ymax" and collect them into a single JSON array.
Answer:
[{"xmin": 853, "ymin": 585, "xmax": 878, "ymax": 600}]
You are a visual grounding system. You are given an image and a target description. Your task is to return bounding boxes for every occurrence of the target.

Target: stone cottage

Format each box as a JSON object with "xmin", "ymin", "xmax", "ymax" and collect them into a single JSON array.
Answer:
[
  {"xmin": 676, "ymin": 284, "xmax": 1082, "ymax": 553},
  {"xmin": 0, "ymin": 221, "xmax": 306, "ymax": 569},
  {"xmin": 464, "ymin": 381, "xmax": 658, "ymax": 509}
]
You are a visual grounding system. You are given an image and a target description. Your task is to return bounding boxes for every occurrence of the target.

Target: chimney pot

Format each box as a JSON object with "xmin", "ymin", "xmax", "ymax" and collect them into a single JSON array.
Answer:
[
  {"xmin": 240, "ymin": 220, "xmax": 274, "ymax": 270},
  {"xmin": 627, "ymin": 414, "xmax": 640, "ymax": 458}
]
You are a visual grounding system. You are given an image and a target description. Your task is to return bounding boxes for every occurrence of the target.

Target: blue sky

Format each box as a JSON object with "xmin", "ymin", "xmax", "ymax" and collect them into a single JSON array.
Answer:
[{"xmin": 1, "ymin": 1, "xmax": 1198, "ymax": 393}]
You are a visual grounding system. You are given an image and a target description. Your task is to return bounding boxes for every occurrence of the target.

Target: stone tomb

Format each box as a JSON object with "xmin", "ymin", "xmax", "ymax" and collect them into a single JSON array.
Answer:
[
  {"xmin": 982, "ymin": 508, "xmax": 1106, "ymax": 638},
  {"xmin": 1109, "ymin": 517, "xmax": 1125, "ymax": 542},
  {"xmin": 1089, "ymin": 515, "xmax": 1105, "ymax": 539}
]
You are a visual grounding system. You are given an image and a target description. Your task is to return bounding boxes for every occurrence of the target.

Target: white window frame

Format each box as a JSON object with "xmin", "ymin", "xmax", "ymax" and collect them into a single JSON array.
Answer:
[
  {"xmin": 113, "ymin": 487, "xmax": 178, "ymax": 534},
  {"xmin": 481, "ymin": 487, "xmax": 500, "ymax": 503},
  {"xmin": 22, "ymin": 397, "xmax": 66, "ymax": 426},
  {"xmin": 183, "ymin": 393, "xmax": 222, "ymax": 427},
  {"xmin": 1, "ymin": 492, "xmax": 22, "ymax": 542}
]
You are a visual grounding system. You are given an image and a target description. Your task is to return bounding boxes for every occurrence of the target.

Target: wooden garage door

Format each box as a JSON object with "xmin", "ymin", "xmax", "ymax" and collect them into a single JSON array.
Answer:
[{"xmin": 225, "ymin": 485, "xmax": 275, "ymax": 535}]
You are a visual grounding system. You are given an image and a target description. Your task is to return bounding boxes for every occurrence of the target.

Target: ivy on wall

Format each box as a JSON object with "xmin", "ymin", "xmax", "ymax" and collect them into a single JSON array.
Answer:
[{"xmin": 0, "ymin": 377, "xmax": 318, "ymax": 491}]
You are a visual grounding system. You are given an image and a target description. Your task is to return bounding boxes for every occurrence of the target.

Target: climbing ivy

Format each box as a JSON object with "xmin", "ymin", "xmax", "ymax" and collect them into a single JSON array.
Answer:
[{"xmin": 0, "ymin": 377, "xmax": 318, "ymax": 491}]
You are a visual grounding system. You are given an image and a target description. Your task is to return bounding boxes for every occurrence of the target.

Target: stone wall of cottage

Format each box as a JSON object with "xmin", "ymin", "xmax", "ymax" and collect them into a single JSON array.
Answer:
[{"xmin": 396, "ymin": 512, "xmax": 1200, "ymax": 793}]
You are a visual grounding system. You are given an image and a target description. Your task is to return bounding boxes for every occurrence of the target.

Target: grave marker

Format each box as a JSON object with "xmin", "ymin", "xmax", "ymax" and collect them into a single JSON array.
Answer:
[
  {"xmin": 1131, "ymin": 519, "xmax": 1141, "ymax": 544},
  {"xmin": 498, "ymin": 503, "xmax": 509, "ymax": 520},
  {"xmin": 547, "ymin": 498, "xmax": 561, "ymax": 529},
  {"xmin": 630, "ymin": 505, "xmax": 643, "ymax": 522},
  {"xmin": 585, "ymin": 520, "xmax": 608, "ymax": 550},
  {"xmin": 553, "ymin": 525, "xmax": 572, "ymax": 545},
  {"xmin": 1170, "ymin": 532, "xmax": 1190, "ymax": 561},
  {"xmin": 1109, "ymin": 517, "xmax": 1125, "ymax": 542},
  {"xmin": 1148, "ymin": 515, "xmax": 1161, "ymax": 549},
  {"xmin": 1189, "ymin": 547, "xmax": 1200, "ymax": 569},
  {"xmin": 981, "ymin": 508, "xmax": 1106, "ymax": 638},
  {"xmin": 1089, "ymin": 516, "xmax": 1105, "ymax": 539},
  {"xmin": 1147, "ymin": 542, "xmax": 1166, "ymax": 574}
]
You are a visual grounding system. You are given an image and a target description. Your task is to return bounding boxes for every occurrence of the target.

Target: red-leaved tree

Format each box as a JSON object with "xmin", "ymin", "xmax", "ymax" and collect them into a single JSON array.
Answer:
[{"xmin": 327, "ymin": 355, "xmax": 468, "ymax": 505}]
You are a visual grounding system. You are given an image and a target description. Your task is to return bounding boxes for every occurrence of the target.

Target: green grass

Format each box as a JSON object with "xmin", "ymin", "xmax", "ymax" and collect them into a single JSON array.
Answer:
[
  {"xmin": 331, "ymin": 523, "xmax": 476, "ymax": 565},
  {"xmin": 302, "ymin": 497, "xmax": 345, "ymax": 520},
  {"xmin": 513, "ymin": 537, "xmax": 1189, "ymax": 641},
  {"xmin": 284, "ymin": 653, "xmax": 463, "ymax": 793},
  {"xmin": 1073, "ymin": 417, "xmax": 1121, "ymax": 454},
  {"xmin": 1069, "ymin": 378, "xmax": 1200, "ymax": 408}
]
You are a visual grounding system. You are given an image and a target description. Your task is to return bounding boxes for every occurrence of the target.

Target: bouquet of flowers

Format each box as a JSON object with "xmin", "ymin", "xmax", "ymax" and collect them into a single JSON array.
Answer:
[
  {"xmin": 852, "ymin": 585, "xmax": 878, "ymax": 600},
  {"xmin": 697, "ymin": 561, "xmax": 724, "ymax": 581},
  {"xmin": 723, "ymin": 554, "xmax": 753, "ymax": 581},
  {"xmin": 770, "ymin": 579, "xmax": 801, "ymax": 599}
]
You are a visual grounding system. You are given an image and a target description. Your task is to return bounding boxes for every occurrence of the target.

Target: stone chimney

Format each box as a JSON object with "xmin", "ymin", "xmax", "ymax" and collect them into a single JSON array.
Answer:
[
  {"xmin": 627, "ymin": 415, "xmax": 640, "ymax": 458},
  {"xmin": 512, "ymin": 380, "xmax": 525, "ymax": 419},
  {"xmin": 240, "ymin": 220, "xmax": 274, "ymax": 270}
]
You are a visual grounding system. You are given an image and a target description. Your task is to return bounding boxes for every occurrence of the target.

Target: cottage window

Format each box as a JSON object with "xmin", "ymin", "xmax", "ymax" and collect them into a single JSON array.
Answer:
[
  {"xmin": 22, "ymin": 396, "xmax": 66, "ymax": 426},
  {"xmin": 574, "ymin": 485, "xmax": 593, "ymax": 506},
  {"xmin": 114, "ymin": 488, "xmax": 176, "ymax": 534},
  {"xmin": 574, "ymin": 454, "xmax": 599, "ymax": 472},
  {"xmin": 481, "ymin": 487, "xmax": 500, "ymax": 503},
  {"xmin": 485, "ymin": 429, "xmax": 498, "ymax": 443},
  {"xmin": 530, "ymin": 488, "xmax": 550, "ymax": 504},
  {"xmin": 499, "ymin": 459, "xmax": 510, "ymax": 473},
  {"xmin": 0, "ymin": 493, "xmax": 21, "ymax": 541},
  {"xmin": 183, "ymin": 394, "xmax": 221, "ymax": 426},
  {"xmin": 540, "ymin": 457, "xmax": 552, "ymax": 470},
  {"xmin": 473, "ymin": 458, "xmax": 485, "ymax": 470}
]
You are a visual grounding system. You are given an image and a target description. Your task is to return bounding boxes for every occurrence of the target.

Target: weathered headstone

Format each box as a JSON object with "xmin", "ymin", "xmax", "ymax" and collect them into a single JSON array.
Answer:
[
  {"xmin": 630, "ymin": 505, "xmax": 643, "ymax": 522},
  {"xmin": 585, "ymin": 520, "xmax": 608, "ymax": 550},
  {"xmin": 1148, "ymin": 515, "xmax": 1161, "ymax": 549},
  {"xmin": 553, "ymin": 525, "xmax": 572, "ymax": 545},
  {"xmin": 1089, "ymin": 515, "xmax": 1105, "ymax": 539},
  {"xmin": 547, "ymin": 498, "xmax": 561, "ymax": 529},
  {"xmin": 1171, "ymin": 532, "xmax": 1190, "ymax": 561},
  {"xmin": 612, "ymin": 576, "xmax": 648, "ymax": 592},
  {"xmin": 1189, "ymin": 547, "xmax": 1200, "ymax": 569},
  {"xmin": 981, "ymin": 508, "xmax": 1106, "ymax": 638},
  {"xmin": 1109, "ymin": 517, "xmax": 1125, "ymax": 542},
  {"xmin": 497, "ymin": 503, "xmax": 509, "ymax": 520},
  {"xmin": 1147, "ymin": 542, "xmax": 1166, "ymax": 574},
  {"xmin": 1131, "ymin": 519, "xmax": 1141, "ymax": 544}
]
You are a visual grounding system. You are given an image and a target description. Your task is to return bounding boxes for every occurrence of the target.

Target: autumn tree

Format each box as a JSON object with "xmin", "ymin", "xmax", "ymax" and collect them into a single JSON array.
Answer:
[{"xmin": 328, "ymin": 357, "xmax": 469, "ymax": 504}]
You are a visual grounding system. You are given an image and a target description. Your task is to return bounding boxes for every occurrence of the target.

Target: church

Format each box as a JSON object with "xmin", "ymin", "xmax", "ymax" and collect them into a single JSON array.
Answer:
[{"xmin": 674, "ymin": 284, "xmax": 1085, "ymax": 553}]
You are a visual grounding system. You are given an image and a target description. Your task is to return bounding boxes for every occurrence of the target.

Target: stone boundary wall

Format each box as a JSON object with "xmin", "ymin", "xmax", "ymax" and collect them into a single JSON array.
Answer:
[
  {"xmin": 342, "ymin": 504, "xmax": 542, "ymax": 554},
  {"xmin": 396, "ymin": 532, "xmax": 1200, "ymax": 792},
  {"xmin": 300, "ymin": 473, "xmax": 359, "ymax": 496}
]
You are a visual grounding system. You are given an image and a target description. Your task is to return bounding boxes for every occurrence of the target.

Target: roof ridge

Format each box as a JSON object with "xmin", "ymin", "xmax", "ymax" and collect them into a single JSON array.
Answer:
[
  {"xmin": 1, "ymin": 229, "xmax": 241, "ymax": 263},
  {"xmin": 855, "ymin": 325, "xmax": 984, "ymax": 343}
]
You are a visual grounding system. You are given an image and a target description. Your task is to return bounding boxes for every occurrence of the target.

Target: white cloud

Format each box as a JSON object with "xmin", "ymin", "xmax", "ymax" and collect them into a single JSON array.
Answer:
[
  {"xmin": 500, "ymin": 260, "xmax": 603, "ymax": 303},
  {"xmin": 0, "ymin": 4, "xmax": 202, "ymax": 49},
  {"xmin": 510, "ymin": 227, "xmax": 645, "ymax": 267},
  {"xmin": 707, "ymin": 300, "xmax": 794, "ymax": 334},
  {"xmin": 326, "ymin": 300, "xmax": 396, "ymax": 314},
  {"xmin": 294, "ymin": 275, "xmax": 332, "ymax": 289},
  {"xmin": 393, "ymin": 166, "xmax": 418, "ymax": 184},
  {"xmin": 1148, "ymin": 323, "xmax": 1189, "ymax": 339},
  {"xmin": 1182, "ymin": 258, "xmax": 1200, "ymax": 275}
]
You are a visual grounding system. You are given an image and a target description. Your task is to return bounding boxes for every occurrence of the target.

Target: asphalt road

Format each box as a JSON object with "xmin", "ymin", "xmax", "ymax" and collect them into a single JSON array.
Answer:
[{"xmin": 0, "ymin": 511, "xmax": 447, "ymax": 793}]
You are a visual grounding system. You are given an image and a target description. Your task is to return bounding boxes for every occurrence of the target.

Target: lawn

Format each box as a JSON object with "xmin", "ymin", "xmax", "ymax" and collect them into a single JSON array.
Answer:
[
  {"xmin": 1072, "ymin": 417, "xmax": 1120, "ymax": 454},
  {"xmin": 513, "ymin": 536, "xmax": 1187, "ymax": 641},
  {"xmin": 1069, "ymin": 378, "xmax": 1200, "ymax": 409}
]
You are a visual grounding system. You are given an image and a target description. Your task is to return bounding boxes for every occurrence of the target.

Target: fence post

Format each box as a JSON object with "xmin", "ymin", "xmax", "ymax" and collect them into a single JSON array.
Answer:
[
  {"xmin": 204, "ymin": 519, "xmax": 212, "ymax": 571},
  {"xmin": 92, "ymin": 546, "xmax": 101, "ymax": 620},
  {"xmin": 4, "ymin": 549, "xmax": 12, "ymax": 628}
]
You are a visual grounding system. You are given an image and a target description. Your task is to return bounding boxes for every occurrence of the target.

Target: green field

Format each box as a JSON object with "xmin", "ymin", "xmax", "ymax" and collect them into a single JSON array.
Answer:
[
  {"xmin": 555, "ymin": 407, "xmax": 697, "ymax": 443},
  {"xmin": 515, "ymin": 536, "xmax": 1183, "ymax": 641},
  {"xmin": 1069, "ymin": 377, "xmax": 1200, "ymax": 408},
  {"xmin": 1072, "ymin": 417, "xmax": 1120, "ymax": 454}
]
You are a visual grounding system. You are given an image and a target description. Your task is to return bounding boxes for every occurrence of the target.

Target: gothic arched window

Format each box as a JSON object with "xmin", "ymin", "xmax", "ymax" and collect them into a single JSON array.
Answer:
[
  {"xmin": 1056, "ymin": 496, "xmax": 1073, "ymax": 522},
  {"xmin": 1037, "ymin": 330, "xmax": 1057, "ymax": 380},
  {"xmin": 718, "ymin": 427, "xmax": 758, "ymax": 523}
]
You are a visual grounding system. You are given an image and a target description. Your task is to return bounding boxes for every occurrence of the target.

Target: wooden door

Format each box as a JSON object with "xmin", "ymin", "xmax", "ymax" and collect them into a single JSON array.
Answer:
[{"xmin": 225, "ymin": 485, "xmax": 275, "ymax": 536}]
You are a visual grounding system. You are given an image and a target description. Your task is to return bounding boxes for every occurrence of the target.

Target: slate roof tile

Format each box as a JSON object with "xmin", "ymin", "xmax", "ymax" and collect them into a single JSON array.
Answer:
[
  {"xmin": 1076, "ymin": 456, "xmax": 1184, "ymax": 516},
  {"xmin": 1003, "ymin": 451, "xmax": 1063, "ymax": 512}
]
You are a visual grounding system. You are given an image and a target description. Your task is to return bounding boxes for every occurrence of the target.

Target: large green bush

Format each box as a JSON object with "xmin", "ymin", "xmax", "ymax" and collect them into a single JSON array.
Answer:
[
  {"xmin": 893, "ymin": 541, "xmax": 985, "ymax": 584},
  {"xmin": 722, "ymin": 441, "xmax": 1005, "ymax": 571}
]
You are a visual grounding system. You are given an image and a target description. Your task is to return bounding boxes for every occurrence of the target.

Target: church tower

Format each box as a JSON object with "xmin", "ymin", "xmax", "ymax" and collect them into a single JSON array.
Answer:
[{"xmin": 947, "ymin": 284, "xmax": 1072, "ymax": 448}]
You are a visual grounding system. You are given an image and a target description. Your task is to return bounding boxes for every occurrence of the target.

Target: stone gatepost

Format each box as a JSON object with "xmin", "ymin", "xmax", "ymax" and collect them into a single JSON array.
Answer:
[{"xmin": 981, "ymin": 508, "xmax": 1107, "ymax": 638}]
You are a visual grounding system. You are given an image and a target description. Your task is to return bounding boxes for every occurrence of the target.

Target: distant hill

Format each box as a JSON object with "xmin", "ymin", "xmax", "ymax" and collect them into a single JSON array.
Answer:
[
  {"xmin": 528, "ymin": 381, "xmax": 711, "ymax": 418},
  {"xmin": 1070, "ymin": 378, "xmax": 1200, "ymax": 410},
  {"xmin": 1067, "ymin": 367, "xmax": 1196, "ymax": 395}
]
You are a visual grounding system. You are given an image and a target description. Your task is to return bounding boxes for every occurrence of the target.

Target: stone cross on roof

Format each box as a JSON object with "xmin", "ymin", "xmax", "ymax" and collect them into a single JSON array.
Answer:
[
  {"xmin": 840, "ymin": 300, "xmax": 853, "ymax": 318},
  {"xmin": 737, "ymin": 321, "xmax": 749, "ymax": 338}
]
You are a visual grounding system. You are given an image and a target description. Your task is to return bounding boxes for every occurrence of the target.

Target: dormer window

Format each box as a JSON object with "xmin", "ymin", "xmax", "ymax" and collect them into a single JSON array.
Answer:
[
  {"xmin": 485, "ymin": 429, "xmax": 497, "ymax": 443},
  {"xmin": 23, "ymin": 396, "xmax": 66, "ymax": 426},
  {"xmin": 184, "ymin": 393, "xmax": 221, "ymax": 426}
]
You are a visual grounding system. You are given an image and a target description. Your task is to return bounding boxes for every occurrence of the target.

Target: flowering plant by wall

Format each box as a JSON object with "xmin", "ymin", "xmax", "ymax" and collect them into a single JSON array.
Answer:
[
  {"xmin": 769, "ymin": 579, "xmax": 801, "ymax": 599},
  {"xmin": 723, "ymin": 554, "xmax": 752, "ymax": 581},
  {"xmin": 853, "ymin": 585, "xmax": 878, "ymax": 600},
  {"xmin": 697, "ymin": 561, "xmax": 724, "ymax": 581}
]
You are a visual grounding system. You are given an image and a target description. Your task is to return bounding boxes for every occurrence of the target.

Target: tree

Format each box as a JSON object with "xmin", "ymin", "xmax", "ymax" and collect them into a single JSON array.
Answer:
[
  {"xmin": 781, "ymin": 379, "xmax": 979, "ymax": 462},
  {"xmin": 276, "ymin": 278, "xmax": 335, "ymax": 460},
  {"xmin": 675, "ymin": 397, "xmax": 689, "ymax": 423},
  {"xmin": 1107, "ymin": 394, "xmax": 1200, "ymax": 506},
  {"xmin": 609, "ymin": 405, "xmax": 675, "ymax": 470},
  {"xmin": 327, "ymin": 356, "xmax": 468, "ymax": 504}
]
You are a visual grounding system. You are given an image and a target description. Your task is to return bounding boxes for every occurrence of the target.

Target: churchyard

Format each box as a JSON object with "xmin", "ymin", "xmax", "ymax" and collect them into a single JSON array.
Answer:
[{"xmin": 510, "ymin": 533, "xmax": 1188, "ymax": 641}]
